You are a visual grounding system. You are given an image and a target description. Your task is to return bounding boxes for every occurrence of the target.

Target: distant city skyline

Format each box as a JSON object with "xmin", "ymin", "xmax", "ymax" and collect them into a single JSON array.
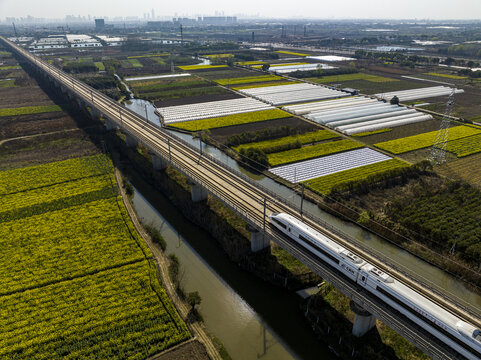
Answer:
[{"xmin": 1, "ymin": 0, "xmax": 481, "ymax": 21}]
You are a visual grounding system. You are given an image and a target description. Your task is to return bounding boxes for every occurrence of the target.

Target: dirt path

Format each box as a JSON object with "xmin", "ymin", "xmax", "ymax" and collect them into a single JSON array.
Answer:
[{"xmin": 114, "ymin": 168, "xmax": 222, "ymax": 360}]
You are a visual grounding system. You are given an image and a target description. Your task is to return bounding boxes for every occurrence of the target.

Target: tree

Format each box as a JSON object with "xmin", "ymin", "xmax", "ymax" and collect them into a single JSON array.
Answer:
[
  {"xmin": 390, "ymin": 95, "xmax": 400, "ymax": 105},
  {"xmin": 261, "ymin": 63, "xmax": 270, "ymax": 71},
  {"xmin": 187, "ymin": 291, "xmax": 202, "ymax": 311}
]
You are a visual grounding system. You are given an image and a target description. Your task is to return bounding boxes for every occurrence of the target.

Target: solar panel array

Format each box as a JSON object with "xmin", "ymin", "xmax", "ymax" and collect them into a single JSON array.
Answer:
[
  {"xmin": 238, "ymin": 83, "xmax": 349, "ymax": 106},
  {"xmin": 375, "ymin": 86, "xmax": 464, "ymax": 102},
  {"xmin": 157, "ymin": 97, "xmax": 274, "ymax": 124},
  {"xmin": 283, "ymin": 97, "xmax": 433, "ymax": 135},
  {"xmin": 270, "ymin": 148, "xmax": 392, "ymax": 183}
]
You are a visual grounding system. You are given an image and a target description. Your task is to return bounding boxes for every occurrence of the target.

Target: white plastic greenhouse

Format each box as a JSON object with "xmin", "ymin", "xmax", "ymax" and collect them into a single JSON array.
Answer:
[
  {"xmin": 157, "ymin": 97, "xmax": 274, "ymax": 124},
  {"xmin": 376, "ymin": 86, "xmax": 464, "ymax": 102},
  {"xmin": 270, "ymin": 148, "xmax": 392, "ymax": 183}
]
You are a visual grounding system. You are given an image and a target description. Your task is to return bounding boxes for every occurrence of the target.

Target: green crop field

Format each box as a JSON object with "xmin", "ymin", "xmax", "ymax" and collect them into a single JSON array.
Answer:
[
  {"xmin": 275, "ymin": 50, "xmax": 309, "ymax": 57},
  {"xmin": 375, "ymin": 126, "xmax": 481, "ymax": 154},
  {"xmin": 178, "ymin": 64, "xmax": 228, "ymax": 70},
  {"xmin": 446, "ymin": 134, "xmax": 481, "ymax": 157},
  {"xmin": 235, "ymin": 130, "xmax": 339, "ymax": 152},
  {"xmin": 352, "ymin": 128, "xmax": 392, "ymax": 137},
  {"xmin": 0, "ymin": 79, "xmax": 16, "ymax": 88},
  {"xmin": 235, "ymin": 61, "xmax": 267, "ymax": 66},
  {"xmin": 0, "ymin": 104, "xmax": 63, "ymax": 117},
  {"xmin": 0, "ymin": 65, "xmax": 21, "ymax": 70},
  {"xmin": 425, "ymin": 72, "xmax": 467, "ymax": 80},
  {"xmin": 268, "ymin": 139, "xmax": 363, "ymax": 166},
  {"xmin": 233, "ymin": 81, "xmax": 298, "ymax": 90},
  {"xmin": 253, "ymin": 62, "xmax": 309, "ymax": 68},
  {"xmin": 94, "ymin": 61, "xmax": 105, "ymax": 71},
  {"xmin": 203, "ymin": 53, "xmax": 233, "ymax": 58},
  {"xmin": 309, "ymin": 73, "xmax": 397, "ymax": 83},
  {"xmin": 215, "ymin": 75, "xmax": 282, "ymax": 85},
  {"xmin": 304, "ymin": 159, "xmax": 409, "ymax": 195},
  {"xmin": 0, "ymin": 154, "xmax": 190, "ymax": 359},
  {"xmin": 170, "ymin": 109, "xmax": 291, "ymax": 131},
  {"xmin": 129, "ymin": 59, "xmax": 143, "ymax": 68}
]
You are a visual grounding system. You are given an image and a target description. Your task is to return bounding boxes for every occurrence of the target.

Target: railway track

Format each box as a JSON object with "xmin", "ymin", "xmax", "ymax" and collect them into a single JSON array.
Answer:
[{"xmin": 4, "ymin": 36, "xmax": 480, "ymax": 357}]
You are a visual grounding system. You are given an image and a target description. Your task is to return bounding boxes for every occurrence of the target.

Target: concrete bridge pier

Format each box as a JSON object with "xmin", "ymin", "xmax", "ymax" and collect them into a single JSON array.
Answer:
[
  {"xmin": 187, "ymin": 180, "xmax": 208, "ymax": 202},
  {"xmin": 246, "ymin": 224, "xmax": 270, "ymax": 252},
  {"xmin": 350, "ymin": 300, "xmax": 377, "ymax": 337},
  {"xmin": 125, "ymin": 134, "xmax": 139, "ymax": 148},
  {"xmin": 104, "ymin": 118, "xmax": 117, "ymax": 131},
  {"xmin": 152, "ymin": 155, "xmax": 168, "ymax": 171}
]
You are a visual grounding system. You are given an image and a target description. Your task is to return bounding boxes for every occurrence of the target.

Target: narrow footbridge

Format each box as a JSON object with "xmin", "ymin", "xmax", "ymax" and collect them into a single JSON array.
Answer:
[{"xmin": 3, "ymin": 36, "xmax": 480, "ymax": 360}]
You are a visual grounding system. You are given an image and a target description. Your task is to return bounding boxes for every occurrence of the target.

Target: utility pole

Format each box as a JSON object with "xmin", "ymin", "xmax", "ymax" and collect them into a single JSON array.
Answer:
[
  {"xmin": 144, "ymin": 103, "xmax": 149, "ymax": 121},
  {"xmin": 12, "ymin": 23, "xmax": 18, "ymax": 40},
  {"xmin": 300, "ymin": 183, "xmax": 305, "ymax": 217}
]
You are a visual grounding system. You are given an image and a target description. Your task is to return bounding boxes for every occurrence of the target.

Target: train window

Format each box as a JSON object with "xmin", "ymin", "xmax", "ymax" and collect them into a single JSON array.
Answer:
[
  {"xmin": 362, "ymin": 276, "xmax": 366, "ymax": 282},
  {"xmin": 288, "ymin": 228, "xmax": 291, "ymax": 232},
  {"xmin": 272, "ymin": 218, "xmax": 286, "ymax": 229}
]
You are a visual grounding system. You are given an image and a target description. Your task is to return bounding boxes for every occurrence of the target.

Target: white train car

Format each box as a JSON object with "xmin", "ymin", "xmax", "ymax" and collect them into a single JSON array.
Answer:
[
  {"xmin": 269, "ymin": 212, "xmax": 481, "ymax": 360},
  {"xmin": 358, "ymin": 264, "xmax": 481, "ymax": 360},
  {"xmin": 269, "ymin": 213, "xmax": 365, "ymax": 281}
]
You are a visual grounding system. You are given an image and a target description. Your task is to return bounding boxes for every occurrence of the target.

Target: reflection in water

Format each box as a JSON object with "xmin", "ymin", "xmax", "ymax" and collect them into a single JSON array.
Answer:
[{"xmin": 131, "ymin": 187, "xmax": 334, "ymax": 360}]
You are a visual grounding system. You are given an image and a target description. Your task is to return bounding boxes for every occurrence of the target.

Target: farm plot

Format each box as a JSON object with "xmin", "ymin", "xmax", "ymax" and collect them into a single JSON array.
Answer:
[
  {"xmin": 0, "ymin": 155, "xmax": 190, "ymax": 359},
  {"xmin": 268, "ymin": 139, "xmax": 363, "ymax": 167},
  {"xmin": 215, "ymin": 75, "xmax": 283, "ymax": 85},
  {"xmin": 308, "ymin": 73, "xmax": 397, "ymax": 83},
  {"xmin": 0, "ymin": 104, "xmax": 63, "ymax": 117},
  {"xmin": 233, "ymin": 81, "xmax": 298, "ymax": 90},
  {"xmin": 234, "ymin": 130, "xmax": 339, "ymax": 153},
  {"xmin": 270, "ymin": 147, "xmax": 392, "ymax": 183},
  {"xmin": 158, "ymin": 97, "xmax": 274, "ymax": 124},
  {"xmin": 170, "ymin": 109, "xmax": 290, "ymax": 131},
  {"xmin": 178, "ymin": 64, "xmax": 228, "ymax": 70},
  {"xmin": 446, "ymin": 134, "xmax": 481, "ymax": 157},
  {"xmin": 128, "ymin": 58, "xmax": 143, "ymax": 68},
  {"xmin": 0, "ymin": 261, "xmax": 190, "ymax": 360},
  {"xmin": 275, "ymin": 50, "xmax": 309, "ymax": 57},
  {"xmin": 304, "ymin": 158, "xmax": 409, "ymax": 195},
  {"xmin": 239, "ymin": 83, "xmax": 349, "ymax": 106},
  {"xmin": 375, "ymin": 125, "xmax": 481, "ymax": 154}
]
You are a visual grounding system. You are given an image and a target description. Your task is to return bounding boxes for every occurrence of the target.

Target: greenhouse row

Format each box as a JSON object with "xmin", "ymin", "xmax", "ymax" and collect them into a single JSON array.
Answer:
[
  {"xmin": 239, "ymin": 83, "xmax": 349, "ymax": 106},
  {"xmin": 270, "ymin": 148, "xmax": 391, "ymax": 183},
  {"xmin": 157, "ymin": 97, "xmax": 273, "ymax": 124},
  {"xmin": 269, "ymin": 63, "xmax": 336, "ymax": 74},
  {"xmin": 375, "ymin": 85, "xmax": 464, "ymax": 102},
  {"xmin": 284, "ymin": 97, "xmax": 433, "ymax": 135}
]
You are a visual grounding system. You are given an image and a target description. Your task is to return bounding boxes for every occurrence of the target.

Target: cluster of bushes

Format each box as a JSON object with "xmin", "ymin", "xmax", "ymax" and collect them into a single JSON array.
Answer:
[
  {"xmin": 290, "ymin": 67, "xmax": 357, "ymax": 79},
  {"xmin": 63, "ymin": 62, "xmax": 97, "ymax": 73},
  {"xmin": 225, "ymin": 126, "xmax": 297, "ymax": 147},
  {"xmin": 328, "ymin": 160, "xmax": 433, "ymax": 200},
  {"xmin": 82, "ymin": 76, "xmax": 117, "ymax": 90},
  {"xmin": 238, "ymin": 148, "xmax": 269, "ymax": 169},
  {"xmin": 386, "ymin": 179, "xmax": 481, "ymax": 264}
]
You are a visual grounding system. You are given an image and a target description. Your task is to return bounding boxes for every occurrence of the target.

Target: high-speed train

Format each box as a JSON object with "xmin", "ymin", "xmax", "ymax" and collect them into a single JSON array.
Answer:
[{"xmin": 269, "ymin": 212, "xmax": 481, "ymax": 360}]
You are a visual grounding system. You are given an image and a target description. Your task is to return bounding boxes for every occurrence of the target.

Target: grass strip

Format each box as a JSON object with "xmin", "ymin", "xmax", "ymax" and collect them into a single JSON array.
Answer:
[{"xmin": 352, "ymin": 128, "xmax": 392, "ymax": 137}]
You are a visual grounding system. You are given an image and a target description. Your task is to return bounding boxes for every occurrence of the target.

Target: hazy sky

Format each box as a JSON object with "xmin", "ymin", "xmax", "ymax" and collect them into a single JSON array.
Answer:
[{"xmin": 1, "ymin": 0, "xmax": 481, "ymax": 20}]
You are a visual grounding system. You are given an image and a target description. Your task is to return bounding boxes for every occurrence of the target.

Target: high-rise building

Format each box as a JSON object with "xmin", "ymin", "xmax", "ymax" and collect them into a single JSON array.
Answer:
[
  {"xmin": 151, "ymin": 9, "xmax": 155, "ymax": 20},
  {"xmin": 95, "ymin": 19, "xmax": 105, "ymax": 30}
]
